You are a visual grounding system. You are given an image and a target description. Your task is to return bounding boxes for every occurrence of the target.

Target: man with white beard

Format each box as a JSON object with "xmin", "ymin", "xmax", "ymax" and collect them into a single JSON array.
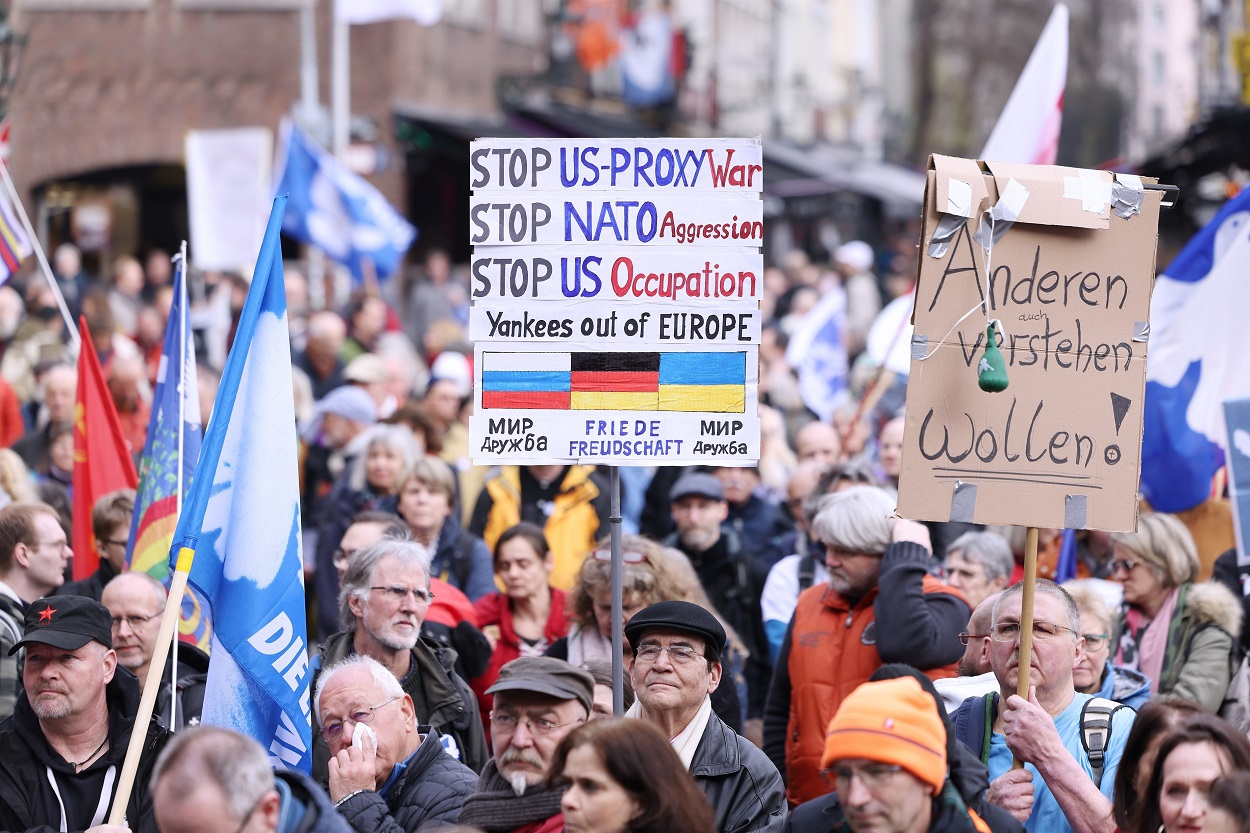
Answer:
[
  {"xmin": 458, "ymin": 657, "xmax": 593, "ymax": 833},
  {"xmin": 312, "ymin": 539, "xmax": 487, "ymax": 780}
]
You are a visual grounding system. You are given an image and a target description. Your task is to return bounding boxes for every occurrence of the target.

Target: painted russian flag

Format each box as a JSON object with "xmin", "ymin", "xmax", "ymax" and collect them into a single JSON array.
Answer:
[{"xmin": 482, "ymin": 351, "xmax": 746, "ymax": 413}]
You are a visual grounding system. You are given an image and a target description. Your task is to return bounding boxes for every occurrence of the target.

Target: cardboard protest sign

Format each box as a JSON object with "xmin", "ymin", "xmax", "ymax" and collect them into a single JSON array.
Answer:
[
  {"xmin": 1224, "ymin": 398, "xmax": 1250, "ymax": 568},
  {"xmin": 469, "ymin": 137, "xmax": 763, "ymax": 466},
  {"xmin": 897, "ymin": 155, "xmax": 1163, "ymax": 532}
]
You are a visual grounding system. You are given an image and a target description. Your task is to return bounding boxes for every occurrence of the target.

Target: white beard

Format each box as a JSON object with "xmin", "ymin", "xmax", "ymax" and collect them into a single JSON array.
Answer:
[{"xmin": 508, "ymin": 771, "xmax": 531, "ymax": 796}]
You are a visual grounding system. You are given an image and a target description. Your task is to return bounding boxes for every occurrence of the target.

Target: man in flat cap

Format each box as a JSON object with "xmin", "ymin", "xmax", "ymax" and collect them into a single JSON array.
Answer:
[
  {"xmin": 626, "ymin": 600, "xmax": 786, "ymax": 833},
  {"xmin": 0, "ymin": 595, "xmax": 169, "ymax": 833},
  {"xmin": 458, "ymin": 656, "xmax": 593, "ymax": 833}
]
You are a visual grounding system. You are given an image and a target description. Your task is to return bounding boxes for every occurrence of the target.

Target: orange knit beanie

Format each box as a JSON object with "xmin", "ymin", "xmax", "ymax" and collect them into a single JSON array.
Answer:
[{"xmin": 821, "ymin": 677, "xmax": 947, "ymax": 793}]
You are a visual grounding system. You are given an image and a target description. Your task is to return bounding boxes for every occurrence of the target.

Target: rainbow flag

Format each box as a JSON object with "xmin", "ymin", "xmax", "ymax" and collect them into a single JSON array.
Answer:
[
  {"xmin": 126, "ymin": 250, "xmax": 211, "ymax": 650},
  {"xmin": 0, "ymin": 188, "xmax": 32, "ymax": 284},
  {"xmin": 481, "ymin": 351, "xmax": 747, "ymax": 413}
]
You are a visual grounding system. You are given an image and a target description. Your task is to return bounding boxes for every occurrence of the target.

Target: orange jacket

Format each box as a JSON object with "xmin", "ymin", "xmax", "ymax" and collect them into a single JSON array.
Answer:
[{"xmin": 782, "ymin": 573, "xmax": 963, "ymax": 805}]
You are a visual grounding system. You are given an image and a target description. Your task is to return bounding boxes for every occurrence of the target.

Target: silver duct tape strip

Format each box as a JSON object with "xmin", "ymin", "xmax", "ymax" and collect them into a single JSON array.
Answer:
[
  {"xmin": 973, "ymin": 179, "xmax": 1029, "ymax": 254},
  {"xmin": 1133, "ymin": 322, "xmax": 1150, "ymax": 342},
  {"xmin": 911, "ymin": 334, "xmax": 929, "ymax": 360},
  {"xmin": 1064, "ymin": 495, "xmax": 1088, "ymax": 529},
  {"xmin": 1112, "ymin": 174, "xmax": 1145, "ymax": 220},
  {"xmin": 950, "ymin": 480, "xmax": 977, "ymax": 523},
  {"xmin": 927, "ymin": 213, "xmax": 966, "ymax": 258}
]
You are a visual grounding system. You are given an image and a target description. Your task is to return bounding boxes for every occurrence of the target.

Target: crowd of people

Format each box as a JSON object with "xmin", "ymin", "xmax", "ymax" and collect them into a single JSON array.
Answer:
[{"xmin": 0, "ymin": 238, "xmax": 1246, "ymax": 833}]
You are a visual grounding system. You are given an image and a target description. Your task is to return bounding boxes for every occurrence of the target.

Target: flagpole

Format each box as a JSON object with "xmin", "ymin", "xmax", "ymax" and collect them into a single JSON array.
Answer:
[
  {"xmin": 169, "ymin": 241, "xmax": 188, "ymax": 725},
  {"xmin": 108, "ymin": 548, "xmax": 193, "ymax": 824},
  {"xmin": 0, "ymin": 162, "xmax": 80, "ymax": 350}
]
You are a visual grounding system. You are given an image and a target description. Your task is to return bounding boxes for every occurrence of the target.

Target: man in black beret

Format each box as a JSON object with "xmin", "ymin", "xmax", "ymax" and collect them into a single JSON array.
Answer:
[
  {"xmin": 0, "ymin": 595, "xmax": 169, "ymax": 833},
  {"xmin": 625, "ymin": 600, "xmax": 786, "ymax": 833}
]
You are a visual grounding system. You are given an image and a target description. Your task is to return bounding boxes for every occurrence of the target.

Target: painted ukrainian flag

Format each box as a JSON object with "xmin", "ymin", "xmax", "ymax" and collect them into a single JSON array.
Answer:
[{"xmin": 482, "ymin": 351, "xmax": 746, "ymax": 413}]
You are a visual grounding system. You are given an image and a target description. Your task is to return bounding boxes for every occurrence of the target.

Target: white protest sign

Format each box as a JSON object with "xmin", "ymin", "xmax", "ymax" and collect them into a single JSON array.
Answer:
[
  {"xmin": 470, "ymin": 138, "xmax": 763, "ymax": 193},
  {"xmin": 468, "ymin": 193, "xmax": 763, "ymax": 247},
  {"xmin": 469, "ymin": 300, "xmax": 761, "ymax": 345},
  {"xmin": 470, "ymin": 245, "xmax": 763, "ymax": 303}
]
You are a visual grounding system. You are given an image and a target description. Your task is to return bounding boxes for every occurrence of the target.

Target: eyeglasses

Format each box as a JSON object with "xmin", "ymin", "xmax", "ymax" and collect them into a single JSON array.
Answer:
[
  {"xmin": 370, "ymin": 585, "xmax": 434, "ymax": 604},
  {"xmin": 990, "ymin": 621, "xmax": 1079, "ymax": 642},
  {"xmin": 828, "ymin": 763, "xmax": 903, "ymax": 788},
  {"xmin": 332, "ymin": 547, "xmax": 360, "ymax": 569},
  {"xmin": 99, "ymin": 538, "xmax": 128, "ymax": 549},
  {"xmin": 824, "ymin": 545, "xmax": 880, "ymax": 561},
  {"xmin": 1109, "ymin": 559, "xmax": 1141, "ymax": 574},
  {"xmin": 29, "ymin": 538, "xmax": 68, "ymax": 551},
  {"xmin": 958, "ymin": 632, "xmax": 989, "ymax": 646},
  {"xmin": 635, "ymin": 643, "xmax": 701, "ymax": 665},
  {"xmin": 489, "ymin": 712, "xmax": 584, "ymax": 737},
  {"xmin": 110, "ymin": 611, "xmax": 163, "ymax": 629},
  {"xmin": 319, "ymin": 696, "xmax": 401, "ymax": 743},
  {"xmin": 592, "ymin": 549, "xmax": 648, "ymax": 564},
  {"xmin": 1082, "ymin": 632, "xmax": 1109, "ymax": 651}
]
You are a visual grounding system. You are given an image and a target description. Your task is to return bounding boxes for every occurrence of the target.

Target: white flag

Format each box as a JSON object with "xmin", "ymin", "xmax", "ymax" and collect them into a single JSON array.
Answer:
[
  {"xmin": 981, "ymin": 3, "xmax": 1068, "ymax": 165},
  {"xmin": 335, "ymin": 0, "xmax": 440, "ymax": 25}
]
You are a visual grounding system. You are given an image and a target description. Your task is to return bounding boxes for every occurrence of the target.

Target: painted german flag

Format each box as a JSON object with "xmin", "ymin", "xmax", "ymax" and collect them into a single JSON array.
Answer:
[{"xmin": 482, "ymin": 351, "xmax": 746, "ymax": 413}]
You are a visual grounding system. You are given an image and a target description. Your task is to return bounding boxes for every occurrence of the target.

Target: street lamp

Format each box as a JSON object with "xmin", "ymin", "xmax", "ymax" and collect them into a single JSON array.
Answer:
[{"xmin": 0, "ymin": 11, "xmax": 27, "ymax": 116}]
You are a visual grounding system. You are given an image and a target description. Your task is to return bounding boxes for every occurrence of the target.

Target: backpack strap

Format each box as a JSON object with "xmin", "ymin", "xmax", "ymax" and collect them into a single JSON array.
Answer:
[
  {"xmin": 980, "ymin": 692, "xmax": 996, "ymax": 765},
  {"xmin": 1080, "ymin": 696, "xmax": 1128, "ymax": 788},
  {"xmin": 797, "ymin": 553, "xmax": 816, "ymax": 592}
]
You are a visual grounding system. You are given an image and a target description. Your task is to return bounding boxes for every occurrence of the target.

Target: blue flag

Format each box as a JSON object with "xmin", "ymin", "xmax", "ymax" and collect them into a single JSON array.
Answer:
[
  {"xmin": 1141, "ymin": 188, "xmax": 1250, "ymax": 512},
  {"xmin": 785, "ymin": 286, "xmax": 848, "ymax": 422},
  {"xmin": 128, "ymin": 250, "xmax": 213, "ymax": 650},
  {"xmin": 170, "ymin": 196, "xmax": 312, "ymax": 770},
  {"xmin": 273, "ymin": 121, "xmax": 416, "ymax": 283}
]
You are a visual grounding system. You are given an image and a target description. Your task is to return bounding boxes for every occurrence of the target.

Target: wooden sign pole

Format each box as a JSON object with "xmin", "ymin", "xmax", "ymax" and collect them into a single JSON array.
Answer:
[{"xmin": 1011, "ymin": 526, "xmax": 1039, "ymax": 770}]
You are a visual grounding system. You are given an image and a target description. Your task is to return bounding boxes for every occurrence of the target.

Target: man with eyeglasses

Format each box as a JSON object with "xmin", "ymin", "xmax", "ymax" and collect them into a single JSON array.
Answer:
[
  {"xmin": 949, "ymin": 581, "xmax": 1136, "ymax": 833},
  {"xmin": 459, "ymin": 656, "xmax": 594, "ymax": 833},
  {"xmin": 787, "ymin": 677, "xmax": 997, "ymax": 833},
  {"xmin": 152, "ymin": 725, "xmax": 352, "ymax": 833},
  {"xmin": 101, "ymin": 572, "xmax": 208, "ymax": 729},
  {"xmin": 0, "ymin": 595, "xmax": 169, "ymax": 833},
  {"xmin": 313, "ymin": 539, "xmax": 487, "ymax": 781},
  {"xmin": 0, "ymin": 501, "xmax": 73, "ymax": 720},
  {"xmin": 933, "ymin": 593, "xmax": 1004, "ymax": 713},
  {"xmin": 56, "ymin": 489, "xmax": 135, "ymax": 603},
  {"xmin": 625, "ymin": 600, "xmax": 786, "ymax": 833},
  {"xmin": 313, "ymin": 655, "xmax": 476, "ymax": 832}
]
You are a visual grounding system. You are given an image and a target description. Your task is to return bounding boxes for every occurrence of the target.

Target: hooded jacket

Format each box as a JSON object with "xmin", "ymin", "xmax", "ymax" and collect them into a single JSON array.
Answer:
[
  {"xmin": 1094, "ymin": 663, "xmax": 1151, "ymax": 710},
  {"xmin": 0, "ymin": 667, "xmax": 169, "ymax": 833},
  {"xmin": 313, "ymin": 632, "xmax": 488, "ymax": 778},
  {"xmin": 334, "ymin": 727, "xmax": 478, "ymax": 833},
  {"xmin": 428, "ymin": 513, "xmax": 496, "ymax": 602},
  {"xmin": 1112, "ymin": 580, "xmax": 1243, "ymax": 712},
  {"xmin": 275, "ymin": 768, "xmax": 356, "ymax": 833},
  {"xmin": 470, "ymin": 465, "xmax": 608, "ymax": 590},
  {"xmin": 154, "ymin": 643, "xmax": 211, "ymax": 730}
]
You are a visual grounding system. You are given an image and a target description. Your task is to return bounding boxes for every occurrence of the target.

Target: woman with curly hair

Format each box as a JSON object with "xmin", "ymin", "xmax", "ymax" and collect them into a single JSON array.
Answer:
[
  {"xmin": 550, "ymin": 718, "xmax": 716, "ymax": 833},
  {"xmin": 547, "ymin": 534, "xmax": 744, "ymax": 731}
]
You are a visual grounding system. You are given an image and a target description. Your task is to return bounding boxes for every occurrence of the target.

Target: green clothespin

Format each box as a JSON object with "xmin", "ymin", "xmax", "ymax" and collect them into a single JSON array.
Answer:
[{"xmin": 978, "ymin": 321, "xmax": 1009, "ymax": 392}]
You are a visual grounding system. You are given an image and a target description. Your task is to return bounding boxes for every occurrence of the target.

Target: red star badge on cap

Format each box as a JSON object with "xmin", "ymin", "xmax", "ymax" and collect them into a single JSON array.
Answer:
[{"xmin": 38, "ymin": 605, "xmax": 55, "ymax": 623}]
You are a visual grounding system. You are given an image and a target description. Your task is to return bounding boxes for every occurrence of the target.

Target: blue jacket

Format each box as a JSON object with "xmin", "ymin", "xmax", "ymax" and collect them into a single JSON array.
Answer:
[
  {"xmin": 276, "ymin": 769, "xmax": 354, "ymax": 833},
  {"xmin": 1095, "ymin": 663, "xmax": 1151, "ymax": 710}
]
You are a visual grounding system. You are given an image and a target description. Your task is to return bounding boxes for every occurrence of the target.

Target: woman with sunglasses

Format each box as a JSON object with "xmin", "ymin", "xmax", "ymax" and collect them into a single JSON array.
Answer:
[
  {"xmin": 1062, "ymin": 582, "xmax": 1151, "ymax": 709},
  {"xmin": 469, "ymin": 522, "xmax": 570, "ymax": 731},
  {"xmin": 1107, "ymin": 513, "xmax": 1242, "ymax": 712}
]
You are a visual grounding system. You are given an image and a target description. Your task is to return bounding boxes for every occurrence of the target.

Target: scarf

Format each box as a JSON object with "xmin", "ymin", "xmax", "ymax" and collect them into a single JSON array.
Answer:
[
  {"xmin": 625, "ymin": 695, "xmax": 713, "ymax": 771},
  {"xmin": 458, "ymin": 760, "xmax": 564, "ymax": 833},
  {"xmin": 1117, "ymin": 586, "xmax": 1179, "ymax": 693},
  {"xmin": 566, "ymin": 624, "xmax": 613, "ymax": 665}
]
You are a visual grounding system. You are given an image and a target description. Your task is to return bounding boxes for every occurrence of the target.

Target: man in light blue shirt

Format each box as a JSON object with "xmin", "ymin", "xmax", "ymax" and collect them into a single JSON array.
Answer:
[{"xmin": 978, "ymin": 581, "xmax": 1134, "ymax": 833}]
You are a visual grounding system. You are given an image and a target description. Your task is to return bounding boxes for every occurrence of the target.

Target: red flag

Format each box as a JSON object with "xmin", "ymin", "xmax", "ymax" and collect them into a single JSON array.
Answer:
[{"xmin": 72, "ymin": 317, "xmax": 138, "ymax": 580}]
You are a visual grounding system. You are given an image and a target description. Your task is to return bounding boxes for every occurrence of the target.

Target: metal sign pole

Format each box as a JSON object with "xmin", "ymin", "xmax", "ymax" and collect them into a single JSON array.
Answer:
[{"xmin": 609, "ymin": 465, "xmax": 624, "ymax": 715}]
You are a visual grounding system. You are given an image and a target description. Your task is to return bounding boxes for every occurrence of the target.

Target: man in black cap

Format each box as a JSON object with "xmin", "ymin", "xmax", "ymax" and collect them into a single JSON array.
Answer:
[
  {"xmin": 662, "ymin": 472, "xmax": 770, "ymax": 736},
  {"xmin": 0, "ymin": 595, "xmax": 168, "ymax": 833},
  {"xmin": 458, "ymin": 656, "xmax": 593, "ymax": 833},
  {"xmin": 626, "ymin": 600, "xmax": 786, "ymax": 833}
]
